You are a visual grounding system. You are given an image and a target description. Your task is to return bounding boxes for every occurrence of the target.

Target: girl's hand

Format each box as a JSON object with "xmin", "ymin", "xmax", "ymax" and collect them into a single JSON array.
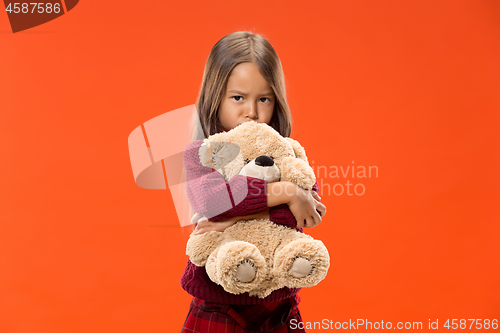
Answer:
[
  {"xmin": 311, "ymin": 190, "xmax": 322, "ymax": 203},
  {"xmin": 266, "ymin": 182, "xmax": 327, "ymax": 229},
  {"xmin": 192, "ymin": 210, "xmax": 270, "ymax": 235},
  {"xmin": 287, "ymin": 184, "xmax": 326, "ymax": 229},
  {"xmin": 193, "ymin": 217, "xmax": 239, "ymax": 234}
]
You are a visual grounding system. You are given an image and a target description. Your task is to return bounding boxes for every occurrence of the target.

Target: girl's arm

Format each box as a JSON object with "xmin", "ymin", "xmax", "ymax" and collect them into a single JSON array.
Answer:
[
  {"xmin": 194, "ymin": 181, "xmax": 326, "ymax": 234},
  {"xmin": 184, "ymin": 140, "xmax": 269, "ymax": 221},
  {"xmin": 193, "ymin": 210, "xmax": 270, "ymax": 234}
]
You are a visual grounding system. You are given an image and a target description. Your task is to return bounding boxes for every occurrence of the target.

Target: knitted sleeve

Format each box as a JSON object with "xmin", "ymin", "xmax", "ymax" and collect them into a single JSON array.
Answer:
[
  {"xmin": 268, "ymin": 181, "xmax": 320, "ymax": 230},
  {"xmin": 183, "ymin": 140, "xmax": 269, "ymax": 221}
]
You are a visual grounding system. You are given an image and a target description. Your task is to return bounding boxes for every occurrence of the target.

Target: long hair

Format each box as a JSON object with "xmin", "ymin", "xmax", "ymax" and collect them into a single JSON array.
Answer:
[{"xmin": 193, "ymin": 31, "xmax": 292, "ymax": 140}]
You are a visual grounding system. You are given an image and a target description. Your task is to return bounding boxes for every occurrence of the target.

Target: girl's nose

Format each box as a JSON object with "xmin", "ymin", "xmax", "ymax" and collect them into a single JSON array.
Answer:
[{"xmin": 245, "ymin": 103, "xmax": 258, "ymax": 120}]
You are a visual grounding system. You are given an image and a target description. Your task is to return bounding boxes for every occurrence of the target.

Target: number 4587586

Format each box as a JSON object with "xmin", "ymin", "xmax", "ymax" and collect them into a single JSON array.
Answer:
[
  {"xmin": 444, "ymin": 319, "xmax": 498, "ymax": 330},
  {"xmin": 6, "ymin": 3, "xmax": 61, "ymax": 14}
]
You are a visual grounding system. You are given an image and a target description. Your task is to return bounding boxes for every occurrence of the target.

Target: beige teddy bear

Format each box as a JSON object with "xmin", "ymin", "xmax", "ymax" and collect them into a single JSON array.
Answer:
[{"xmin": 186, "ymin": 121, "xmax": 330, "ymax": 298}]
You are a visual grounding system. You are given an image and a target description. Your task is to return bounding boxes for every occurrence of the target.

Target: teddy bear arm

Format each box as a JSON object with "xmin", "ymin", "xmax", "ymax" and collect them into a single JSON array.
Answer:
[
  {"xmin": 284, "ymin": 137, "xmax": 308, "ymax": 162},
  {"xmin": 280, "ymin": 157, "xmax": 316, "ymax": 190}
]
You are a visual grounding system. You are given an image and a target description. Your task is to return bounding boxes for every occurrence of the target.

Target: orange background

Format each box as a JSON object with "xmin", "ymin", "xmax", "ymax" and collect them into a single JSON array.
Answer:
[{"xmin": 1, "ymin": 1, "xmax": 499, "ymax": 332}]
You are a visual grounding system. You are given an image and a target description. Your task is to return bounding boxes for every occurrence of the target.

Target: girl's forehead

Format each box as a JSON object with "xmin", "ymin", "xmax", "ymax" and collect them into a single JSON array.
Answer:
[{"xmin": 225, "ymin": 63, "xmax": 273, "ymax": 93}]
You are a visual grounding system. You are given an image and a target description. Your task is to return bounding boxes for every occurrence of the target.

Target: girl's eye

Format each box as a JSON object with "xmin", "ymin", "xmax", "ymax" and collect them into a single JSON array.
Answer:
[
  {"xmin": 244, "ymin": 158, "xmax": 251, "ymax": 164},
  {"xmin": 232, "ymin": 96, "xmax": 271, "ymax": 103}
]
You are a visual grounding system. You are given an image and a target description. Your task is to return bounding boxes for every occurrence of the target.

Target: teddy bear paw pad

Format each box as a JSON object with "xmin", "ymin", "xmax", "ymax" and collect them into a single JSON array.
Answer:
[
  {"xmin": 290, "ymin": 257, "xmax": 313, "ymax": 278},
  {"xmin": 235, "ymin": 259, "xmax": 257, "ymax": 282}
]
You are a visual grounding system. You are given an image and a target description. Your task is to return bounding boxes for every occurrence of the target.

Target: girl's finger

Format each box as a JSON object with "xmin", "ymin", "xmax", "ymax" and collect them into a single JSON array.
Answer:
[
  {"xmin": 194, "ymin": 222, "xmax": 209, "ymax": 234},
  {"xmin": 316, "ymin": 203, "xmax": 326, "ymax": 217},
  {"xmin": 304, "ymin": 216, "xmax": 315, "ymax": 228},
  {"xmin": 313, "ymin": 211, "xmax": 322, "ymax": 226},
  {"xmin": 197, "ymin": 220, "xmax": 212, "ymax": 229},
  {"xmin": 296, "ymin": 218, "xmax": 305, "ymax": 230},
  {"xmin": 191, "ymin": 213, "xmax": 204, "ymax": 224},
  {"xmin": 194, "ymin": 226, "xmax": 211, "ymax": 235},
  {"xmin": 311, "ymin": 191, "xmax": 321, "ymax": 201}
]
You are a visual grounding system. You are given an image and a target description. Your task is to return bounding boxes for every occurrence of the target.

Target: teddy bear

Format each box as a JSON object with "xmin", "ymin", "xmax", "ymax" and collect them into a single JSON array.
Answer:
[{"xmin": 185, "ymin": 121, "xmax": 330, "ymax": 298}]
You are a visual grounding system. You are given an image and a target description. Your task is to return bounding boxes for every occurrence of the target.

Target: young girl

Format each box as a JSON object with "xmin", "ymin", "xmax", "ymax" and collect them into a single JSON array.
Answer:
[{"xmin": 181, "ymin": 31, "xmax": 326, "ymax": 333}]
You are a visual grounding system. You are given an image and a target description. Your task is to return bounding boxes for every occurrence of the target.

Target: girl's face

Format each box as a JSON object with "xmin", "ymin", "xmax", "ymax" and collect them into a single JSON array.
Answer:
[{"xmin": 218, "ymin": 62, "xmax": 275, "ymax": 131}]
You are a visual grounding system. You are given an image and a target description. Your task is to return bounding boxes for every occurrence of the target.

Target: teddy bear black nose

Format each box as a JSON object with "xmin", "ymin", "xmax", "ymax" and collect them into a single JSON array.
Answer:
[{"xmin": 255, "ymin": 156, "xmax": 274, "ymax": 167}]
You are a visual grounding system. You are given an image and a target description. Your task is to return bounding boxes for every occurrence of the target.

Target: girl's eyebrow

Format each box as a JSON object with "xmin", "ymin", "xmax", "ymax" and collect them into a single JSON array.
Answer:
[{"xmin": 228, "ymin": 89, "xmax": 274, "ymax": 95}]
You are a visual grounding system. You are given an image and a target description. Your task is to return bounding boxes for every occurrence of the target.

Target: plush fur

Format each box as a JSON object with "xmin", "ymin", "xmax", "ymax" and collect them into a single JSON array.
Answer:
[{"xmin": 186, "ymin": 121, "xmax": 330, "ymax": 298}]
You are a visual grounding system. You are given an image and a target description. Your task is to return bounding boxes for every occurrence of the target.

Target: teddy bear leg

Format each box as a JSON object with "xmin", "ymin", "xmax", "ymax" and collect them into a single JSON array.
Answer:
[
  {"xmin": 274, "ymin": 238, "xmax": 330, "ymax": 289},
  {"xmin": 186, "ymin": 231, "xmax": 224, "ymax": 267},
  {"xmin": 205, "ymin": 250, "xmax": 219, "ymax": 284},
  {"xmin": 205, "ymin": 246, "xmax": 259, "ymax": 286},
  {"xmin": 213, "ymin": 241, "xmax": 267, "ymax": 295}
]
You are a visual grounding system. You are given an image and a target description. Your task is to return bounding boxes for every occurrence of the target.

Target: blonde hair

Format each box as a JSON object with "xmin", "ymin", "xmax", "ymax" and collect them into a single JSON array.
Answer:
[{"xmin": 194, "ymin": 31, "xmax": 292, "ymax": 140}]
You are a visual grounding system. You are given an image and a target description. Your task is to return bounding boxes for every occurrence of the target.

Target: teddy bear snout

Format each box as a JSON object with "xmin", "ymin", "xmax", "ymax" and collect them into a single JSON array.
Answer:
[{"xmin": 255, "ymin": 156, "xmax": 274, "ymax": 167}]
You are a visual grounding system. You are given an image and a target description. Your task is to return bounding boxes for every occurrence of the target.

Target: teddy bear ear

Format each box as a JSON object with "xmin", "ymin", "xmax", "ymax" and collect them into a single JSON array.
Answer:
[
  {"xmin": 199, "ymin": 140, "xmax": 225, "ymax": 168},
  {"xmin": 284, "ymin": 138, "xmax": 308, "ymax": 162},
  {"xmin": 199, "ymin": 140, "xmax": 241, "ymax": 170},
  {"xmin": 199, "ymin": 141, "xmax": 214, "ymax": 168}
]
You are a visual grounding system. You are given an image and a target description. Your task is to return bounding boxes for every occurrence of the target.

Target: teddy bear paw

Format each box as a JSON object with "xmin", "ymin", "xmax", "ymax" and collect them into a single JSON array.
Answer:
[
  {"xmin": 212, "ymin": 241, "xmax": 267, "ymax": 295},
  {"xmin": 274, "ymin": 238, "xmax": 330, "ymax": 288}
]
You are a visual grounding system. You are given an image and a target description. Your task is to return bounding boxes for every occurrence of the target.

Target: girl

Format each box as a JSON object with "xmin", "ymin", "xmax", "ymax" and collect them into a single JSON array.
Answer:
[{"xmin": 181, "ymin": 31, "xmax": 326, "ymax": 333}]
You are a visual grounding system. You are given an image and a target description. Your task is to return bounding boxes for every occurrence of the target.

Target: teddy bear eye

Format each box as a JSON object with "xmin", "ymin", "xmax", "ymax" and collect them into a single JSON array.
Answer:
[{"xmin": 244, "ymin": 158, "xmax": 251, "ymax": 164}]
